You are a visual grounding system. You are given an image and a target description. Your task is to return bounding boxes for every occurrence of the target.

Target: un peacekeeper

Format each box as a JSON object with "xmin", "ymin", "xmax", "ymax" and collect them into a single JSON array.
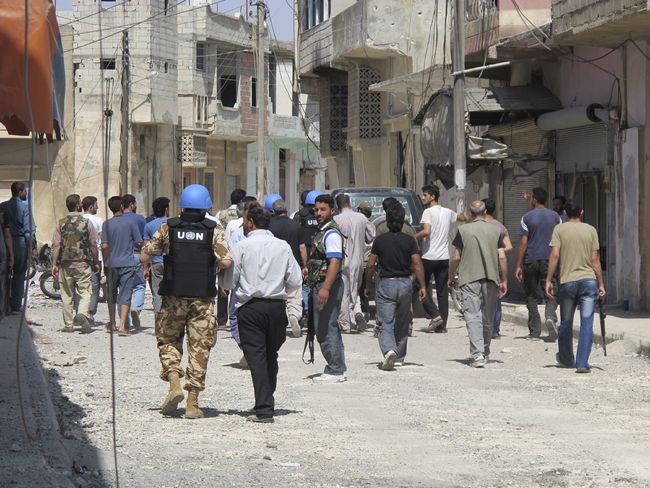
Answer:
[{"xmin": 141, "ymin": 184, "xmax": 233, "ymax": 419}]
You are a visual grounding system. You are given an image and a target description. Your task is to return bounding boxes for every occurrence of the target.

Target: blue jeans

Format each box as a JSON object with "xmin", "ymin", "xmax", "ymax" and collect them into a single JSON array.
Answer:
[
  {"xmin": 229, "ymin": 288, "xmax": 240, "ymax": 345},
  {"xmin": 10, "ymin": 237, "xmax": 27, "ymax": 310},
  {"xmin": 302, "ymin": 280, "xmax": 309, "ymax": 317},
  {"xmin": 493, "ymin": 298, "xmax": 502, "ymax": 336},
  {"xmin": 376, "ymin": 278, "xmax": 412, "ymax": 362},
  {"xmin": 131, "ymin": 254, "xmax": 146, "ymax": 313},
  {"xmin": 313, "ymin": 277, "xmax": 346, "ymax": 375},
  {"xmin": 557, "ymin": 279, "xmax": 598, "ymax": 369}
]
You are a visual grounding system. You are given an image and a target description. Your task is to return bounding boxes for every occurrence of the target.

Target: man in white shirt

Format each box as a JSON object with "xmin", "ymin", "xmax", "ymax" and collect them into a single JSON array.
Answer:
[
  {"xmin": 228, "ymin": 203, "xmax": 302, "ymax": 423},
  {"xmin": 82, "ymin": 196, "xmax": 103, "ymax": 322},
  {"xmin": 415, "ymin": 184, "xmax": 466, "ymax": 333}
]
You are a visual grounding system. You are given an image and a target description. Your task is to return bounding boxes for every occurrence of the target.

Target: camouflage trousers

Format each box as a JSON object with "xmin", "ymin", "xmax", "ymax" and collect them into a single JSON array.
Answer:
[{"xmin": 156, "ymin": 296, "xmax": 216, "ymax": 392}]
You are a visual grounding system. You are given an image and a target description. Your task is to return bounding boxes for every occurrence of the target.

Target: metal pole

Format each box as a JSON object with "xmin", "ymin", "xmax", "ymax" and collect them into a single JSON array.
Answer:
[
  {"xmin": 256, "ymin": 0, "xmax": 266, "ymax": 199},
  {"xmin": 452, "ymin": 0, "xmax": 466, "ymax": 215}
]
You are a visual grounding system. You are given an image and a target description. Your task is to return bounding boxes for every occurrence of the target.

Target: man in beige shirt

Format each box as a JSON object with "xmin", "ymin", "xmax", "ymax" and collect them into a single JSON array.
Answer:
[{"xmin": 545, "ymin": 202, "xmax": 605, "ymax": 373}]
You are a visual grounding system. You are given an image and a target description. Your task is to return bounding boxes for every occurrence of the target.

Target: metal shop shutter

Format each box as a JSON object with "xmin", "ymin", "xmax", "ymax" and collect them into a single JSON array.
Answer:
[
  {"xmin": 502, "ymin": 165, "xmax": 548, "ymax": 299},
  {"xmin": 555, "ymin": 123, "xmax": 608, "ymax": 172}
]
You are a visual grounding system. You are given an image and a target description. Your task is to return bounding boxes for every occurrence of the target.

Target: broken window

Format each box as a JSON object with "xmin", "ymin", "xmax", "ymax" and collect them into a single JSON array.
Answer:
[
  {"xmin": 219, "ymin": 76, "xmax": 237, "ymax": 108},
  {"xmin": 101, "ymin": 58, "xmax": 116, "ymax": 70}
]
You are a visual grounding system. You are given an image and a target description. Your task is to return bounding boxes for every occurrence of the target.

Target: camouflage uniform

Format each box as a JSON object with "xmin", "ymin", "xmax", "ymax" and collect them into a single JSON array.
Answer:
[
  {"xmin": 142, "ymin": 222, "xmax": 231, "ymax": 391},
  {"xmin": 53, "ymin": 213, "xmax": 98, "ymax": 328}
]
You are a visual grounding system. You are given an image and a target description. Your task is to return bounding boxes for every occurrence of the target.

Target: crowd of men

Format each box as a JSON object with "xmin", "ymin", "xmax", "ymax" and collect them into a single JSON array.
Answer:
[{"xmin": 5, "ymin": 180, "xmax": 605, "ymax": 422}]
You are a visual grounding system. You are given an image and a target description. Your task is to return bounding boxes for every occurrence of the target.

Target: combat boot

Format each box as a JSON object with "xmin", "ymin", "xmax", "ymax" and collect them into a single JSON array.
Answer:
[
  {"xmin": 161, "ymin": 372, "xmax": 184, "ymax": 416},
  {"xmin": 185, "ymin": 390, "xmax": 205, "ymax": 419}
]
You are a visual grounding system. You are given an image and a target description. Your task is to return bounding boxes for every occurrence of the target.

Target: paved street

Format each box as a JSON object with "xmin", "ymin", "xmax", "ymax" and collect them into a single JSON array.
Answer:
[{"xmin": 13, "ymin": 288, "xmax": 648, "ymax": 488}]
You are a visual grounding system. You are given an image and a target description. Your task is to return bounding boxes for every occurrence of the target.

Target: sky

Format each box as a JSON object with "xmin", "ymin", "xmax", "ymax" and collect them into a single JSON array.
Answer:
[{"xmin": 55, "ymin": 0, "xmax": 295, "ymax": 40}]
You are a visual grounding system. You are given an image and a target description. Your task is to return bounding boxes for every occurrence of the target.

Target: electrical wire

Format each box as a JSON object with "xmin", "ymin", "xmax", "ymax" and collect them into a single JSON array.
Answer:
[{"xmin": 16, "ymin": 0, "xmax": 38, "ymax": 444}]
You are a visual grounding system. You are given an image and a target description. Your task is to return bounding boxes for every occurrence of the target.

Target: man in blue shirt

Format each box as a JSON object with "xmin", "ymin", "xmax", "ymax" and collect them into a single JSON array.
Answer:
[
  {"xmin": 122, "ymin": 194, "xmax": 147, "ymax": 328},
  {"xmin": 102, "ymin": 196, "xmax": 143, "ymax": 335},
  {"xmin": 143, "ymin": 197, "xmax": 169, "ymax": 319},
  {"xmin": 0, "ymin": 182, "xmax": 36, "ymax": 313},
  {"xmin": 515, "ymin": 187, "xmax": 562, "ymax": 340}
]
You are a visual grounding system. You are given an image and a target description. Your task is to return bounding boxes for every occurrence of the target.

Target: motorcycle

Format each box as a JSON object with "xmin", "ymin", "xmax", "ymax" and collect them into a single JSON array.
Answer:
[{"xmin": 37, "ymin": 244, "xmax": 107, "ymax": 303}]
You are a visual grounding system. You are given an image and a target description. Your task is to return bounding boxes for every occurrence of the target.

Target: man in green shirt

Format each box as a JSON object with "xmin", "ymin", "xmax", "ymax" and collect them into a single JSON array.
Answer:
[
  {"xmin": 544, "ymin": 202, "xmax": 605, "ymax": 373},
  {"xmin": 449, "ymin": 201, "xmax": 508, "ymax": 368}
]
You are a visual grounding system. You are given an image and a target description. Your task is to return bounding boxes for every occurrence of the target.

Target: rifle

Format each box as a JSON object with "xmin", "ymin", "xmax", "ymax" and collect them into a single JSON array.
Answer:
[
  {"xmin": 302, "ymin": 290, "xmax": 315, "ymax": 364},
  {"xmin": 598, "ymin": 298, "xmax": 607, "ymax": 357}
]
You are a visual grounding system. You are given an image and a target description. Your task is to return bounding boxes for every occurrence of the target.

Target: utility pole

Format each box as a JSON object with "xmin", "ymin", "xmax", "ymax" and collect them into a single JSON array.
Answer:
[
  {"xmin": 119, "ymin": 30, "xmax": 130, "ymax": 195},
  {"xmin": 452, "ymin": 0, "xmax": 466, "ymax": 215},
  {"xmin": 255, "ymin": 0, "xmax": 267, "ymax": 199}
]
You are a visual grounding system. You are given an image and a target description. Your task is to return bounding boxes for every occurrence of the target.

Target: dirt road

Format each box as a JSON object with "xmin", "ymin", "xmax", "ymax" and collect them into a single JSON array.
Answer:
[{"xmin": 25, "ymin": 292, "xmax": 650, "ymax": 487}]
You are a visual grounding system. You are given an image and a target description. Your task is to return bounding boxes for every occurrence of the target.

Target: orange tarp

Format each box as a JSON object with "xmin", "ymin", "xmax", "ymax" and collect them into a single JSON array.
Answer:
[{"xmin": 0, "ymin": 0, "xmax": 65, "ymax": 138}]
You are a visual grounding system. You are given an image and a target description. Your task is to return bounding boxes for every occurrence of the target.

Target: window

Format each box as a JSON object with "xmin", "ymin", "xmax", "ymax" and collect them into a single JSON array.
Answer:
[
  {"xmin": 139, "ymin": 134, "xmax": 145, "ymax": 161},
  {"xmin": 219, "ymin": 75, "xmax": 237, "ymax": 108},
  {"xmin": 251, "ymin": 77, "xmax": 257, "ymax": 107},
  {"xmin": 269, "ymin": 58, "xmax": 277, "ymax": 114},
  {"xmin": 164, "ymin": 62, "xmax": 168, "ymax": 74},
  {"xmin": 164, "ymin": 0, "xmax": 168, "ymax": 15},
  {"xmin": 101, "ymin": 58, "xmax": 116, "ymax": 70},
  {"xmin": 196, "ymin": 43, "xmax": 206, "ymax": 72},
  {"xmin": 302, "ymin": 0, "xmax": 330, "ymax": 30},
  {"xmin": 196, "ymin": 97, "xmax": 203, "ymax": 122}
]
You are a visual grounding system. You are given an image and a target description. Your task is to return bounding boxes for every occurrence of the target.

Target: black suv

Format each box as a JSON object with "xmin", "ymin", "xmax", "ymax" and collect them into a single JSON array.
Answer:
[{"xmin": 330, "ymin": 187, "xmax": 424, "ymax": 231}]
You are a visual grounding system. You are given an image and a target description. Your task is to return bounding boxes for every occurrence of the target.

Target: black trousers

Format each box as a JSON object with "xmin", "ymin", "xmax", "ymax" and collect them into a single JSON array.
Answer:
[
  {"xmin": 216, "ymin": 286, "xmax": 229, "ymax": 325},
  {"xmin": 421, "ymin": 259, "xmax": 450, "ymax": 326},
  {"xmin": 237, "ymin": 298, "xmax": 288, "ymax": 418}
]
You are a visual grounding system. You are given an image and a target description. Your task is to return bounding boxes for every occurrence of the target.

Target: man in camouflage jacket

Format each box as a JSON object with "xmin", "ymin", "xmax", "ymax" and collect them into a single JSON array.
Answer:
[
  {"xmin": 141, "ymin": 185, "xmax": 233, "ymax": 419},
  {"xmin": 51, "ymin": 194, "xmax": 100, "ymax": 333}
]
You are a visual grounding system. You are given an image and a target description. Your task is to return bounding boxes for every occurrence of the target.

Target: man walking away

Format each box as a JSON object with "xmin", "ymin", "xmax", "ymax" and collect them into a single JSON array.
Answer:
[
  {"xmin": 141, "ymin": 184, "xmax": 232, "ymax": 418},
  {"xmin": 449, "ymin": 201, "xmax": 508, "ymax": 368},
  {"xmin": 415, "ymin": 184, "xmax": 465, "ymax": 333},
  {"xmin": 122, "ymin": 194, "xmax": 147, "ymax": 329},
  {"xmin": 0, "ymin": 182, "xmax": 36, "ymax": 313},
  {"xmin": 215, "ymin": 188, "xmax": 246, "ymax": 329},
  {"xmin": 269, "ymin": 199, "xmax": 305, "ymax": 338},
  {"xmin": 309, "ymin": 194, "xmax": 347, "ymax": 382},
  {"xmin": 483, "ymin": 198, "xmax": 513, "ymax": 339},
  {"xmin": 51, "ymin": 194, "xmax": 100, "ymax": 333},
  {"xmin": 143, "ymin": 197, "xmax": 170, "ymax": 320},
  {"xmin": 334, "ymin": 193, "xmax": 376, "ymax": 333},
  {"xmin": 82, "ymin": 196, "xmax": 103, "ymax": 323},
  {"xmin": 545, "ymin": 202, "xmax": 606, "ymax": 373},
  {"xmin": 365, "ymin": 204, "xmax": 426, "ymax": 371},
  {"xmin": 514, "ymin": 187, "xmax": 561, "ymax": 340},
  {"xmin": 228, "ymin": 203, "xmax": 301, "ymax": 422},
  {"xmin": 102, "ymin": 196, "xmax": 143, "ymax": 335}
]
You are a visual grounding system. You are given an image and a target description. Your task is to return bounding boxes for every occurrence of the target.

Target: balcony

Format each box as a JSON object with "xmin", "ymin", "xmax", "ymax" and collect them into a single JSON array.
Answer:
[
  {"xmin": 465, "ymin": 0, "xmax": 551, "ymax": 56},
  {"xmin": 299, "ymin": 19, "xmax": 334, "ymax": 76},
  {"xmin": 331, "ymin": 0, "xmax": 436, "ymax": 63},
  {"xmin": 552, "ymin": 0, "xmax": 650, "ymax": 45}
]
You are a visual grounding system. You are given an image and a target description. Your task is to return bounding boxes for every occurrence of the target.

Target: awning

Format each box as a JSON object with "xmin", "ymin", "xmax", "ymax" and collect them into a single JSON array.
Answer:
[
  {"xmin": 0, "ymin": 0, "xmax": 65, "ymax": 139},
  {"xmin": 414, "ymin": 85, "xmax": 562, "ymax": 126},
  {"xmin": 368, "ymin": 65, "xmax": 446, "ymax": 94}
]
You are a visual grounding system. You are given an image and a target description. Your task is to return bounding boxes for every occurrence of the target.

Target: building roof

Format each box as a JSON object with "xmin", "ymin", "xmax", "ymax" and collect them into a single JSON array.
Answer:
[{"xmin": 414, "ymin": 85, "xmax": 561, "ymax": 126}]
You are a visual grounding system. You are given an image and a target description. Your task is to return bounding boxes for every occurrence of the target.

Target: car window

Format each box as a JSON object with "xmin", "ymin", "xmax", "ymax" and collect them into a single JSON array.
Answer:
[{"xmin": 347, "ymin": 195, "xmax": 414, "ymax": 224}]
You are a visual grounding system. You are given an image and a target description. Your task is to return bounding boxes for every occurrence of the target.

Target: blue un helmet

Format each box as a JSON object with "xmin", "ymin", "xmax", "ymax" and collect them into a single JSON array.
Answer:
[
  {"xmin": 264, "ymin": 193, "xmax": 283, "ymax": 211},
  {"xmin": 305, "ymin": 190, "xmax": 324, "ymax": 205},
  {"xmin": 179, "ymin": 184, "xmax": 213, "ymax": 210}
]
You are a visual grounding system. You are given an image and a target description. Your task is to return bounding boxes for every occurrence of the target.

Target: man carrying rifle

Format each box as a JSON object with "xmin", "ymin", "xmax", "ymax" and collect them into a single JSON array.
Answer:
[
  {"xmin": 304, "ymin": 194, "xmax": 347, "ymax": 383},
  {"xmin": 544, "ymin": 202, "xmax": 606, "ymax": 373}
]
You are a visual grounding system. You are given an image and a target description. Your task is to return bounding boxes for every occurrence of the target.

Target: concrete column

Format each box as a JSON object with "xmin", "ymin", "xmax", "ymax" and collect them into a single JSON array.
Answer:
[{"xmin": 639, "ymin": 51, "xmax": 650, "ymax": 311}]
